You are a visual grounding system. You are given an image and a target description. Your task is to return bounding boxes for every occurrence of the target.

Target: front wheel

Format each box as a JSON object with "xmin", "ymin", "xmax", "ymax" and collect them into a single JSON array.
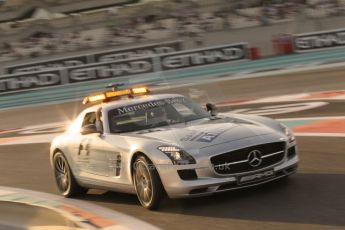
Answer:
[
  {"xmin": 53, "ymin": 152, "xmax": 88, "ymax": 197},
  {"xmin": 133, "ymin": 156, "xmax": 164, "ymax": 210}
]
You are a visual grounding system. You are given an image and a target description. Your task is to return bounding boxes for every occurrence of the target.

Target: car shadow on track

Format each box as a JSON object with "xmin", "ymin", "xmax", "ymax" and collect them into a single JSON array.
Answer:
[
  {"xmin": 80, "ymin": 191, "xmax": 140, "ymax": 206},
  {"xmin": 80, "ymin": 173, "xmax": 345, "ymax": 227},
  {"xmin": 159, "ymin": 173, "xmax": 345, "ymax": 227}
]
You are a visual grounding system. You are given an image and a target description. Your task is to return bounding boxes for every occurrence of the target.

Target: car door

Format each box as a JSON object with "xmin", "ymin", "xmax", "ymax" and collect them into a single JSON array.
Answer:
[{"xmin": 78, "ymin": 111, "xmax": 108, "ymax": 177}]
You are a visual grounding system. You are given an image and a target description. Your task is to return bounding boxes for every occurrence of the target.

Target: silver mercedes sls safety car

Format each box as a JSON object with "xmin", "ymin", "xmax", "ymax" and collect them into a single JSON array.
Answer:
[{"xmin": 50, "ymin": 86, "xmax": 298, "ymax": 210}]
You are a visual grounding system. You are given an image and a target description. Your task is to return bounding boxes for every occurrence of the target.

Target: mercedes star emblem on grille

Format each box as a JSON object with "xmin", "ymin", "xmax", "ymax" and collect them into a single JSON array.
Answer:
[{"xmin": 247, "ymin": 150, "xmax": 262, "ymax": 167}]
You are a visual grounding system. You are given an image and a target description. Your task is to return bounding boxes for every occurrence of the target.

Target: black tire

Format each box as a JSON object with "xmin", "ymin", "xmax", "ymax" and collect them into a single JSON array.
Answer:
[
  {"xmin": 133, "ymin": 155, "xmax": 164, "ymax": 210},
  {"xmin": 53, "ymin": 152, "xmax": 88, "ymax": 197}
]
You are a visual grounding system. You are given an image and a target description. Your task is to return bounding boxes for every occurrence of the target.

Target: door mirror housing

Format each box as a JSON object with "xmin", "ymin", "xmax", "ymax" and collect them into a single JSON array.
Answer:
[
  {"xmin": 206, "ymin": 102, "xmax": 218, "ymax": 117},
  {"xmin": 81, "ymin": 124, "xmax": 101, "ymax": 135}
]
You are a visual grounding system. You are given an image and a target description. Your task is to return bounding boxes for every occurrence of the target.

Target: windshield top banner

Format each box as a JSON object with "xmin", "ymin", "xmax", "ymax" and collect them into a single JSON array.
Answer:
[{"xmin": 294, "ymin": 28, "xmax": 345, "ymax": 52}]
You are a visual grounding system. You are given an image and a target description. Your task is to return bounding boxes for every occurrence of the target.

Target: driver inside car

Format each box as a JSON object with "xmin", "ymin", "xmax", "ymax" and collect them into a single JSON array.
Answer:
[
  {"xmin": 95, "ymin": 107, "xmax": 103, "ymax": 133},
  {"xmin": 145, "ymin": 106, "xmax": 169, "ymax": 127}
]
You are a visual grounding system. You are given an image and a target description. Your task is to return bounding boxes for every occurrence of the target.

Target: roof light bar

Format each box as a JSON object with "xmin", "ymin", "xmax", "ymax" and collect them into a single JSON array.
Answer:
[{"xmin": 83, "ymin": 86, "xmax": 150, "ymax": 104}]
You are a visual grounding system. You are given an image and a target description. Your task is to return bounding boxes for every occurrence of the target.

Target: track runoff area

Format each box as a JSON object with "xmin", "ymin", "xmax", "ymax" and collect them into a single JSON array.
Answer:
[{"xmin": 0, "ymin": 64, "xmax": 345, "ymax": 230}]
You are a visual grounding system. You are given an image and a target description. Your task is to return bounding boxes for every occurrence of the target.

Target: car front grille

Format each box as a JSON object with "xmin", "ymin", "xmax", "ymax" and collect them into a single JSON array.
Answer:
[{"xmin": 211, "ymin": 142, "xmax": 286, "ymax": 175}]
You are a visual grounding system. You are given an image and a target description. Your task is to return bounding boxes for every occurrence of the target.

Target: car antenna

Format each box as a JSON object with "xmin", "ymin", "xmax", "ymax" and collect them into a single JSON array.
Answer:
[{"xmin": 106, "ymin": 83, "xmax": 125, "ymax": 91}]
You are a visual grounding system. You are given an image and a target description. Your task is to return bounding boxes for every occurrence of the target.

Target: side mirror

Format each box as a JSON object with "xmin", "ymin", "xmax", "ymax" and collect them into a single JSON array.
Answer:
[
  {"xmin": 81, "ymin": 124, "xmax": 100, "ymax": 135},
  {"xmin": 206, "ymin": 102, "xmax": 218, "ymax": 117}
]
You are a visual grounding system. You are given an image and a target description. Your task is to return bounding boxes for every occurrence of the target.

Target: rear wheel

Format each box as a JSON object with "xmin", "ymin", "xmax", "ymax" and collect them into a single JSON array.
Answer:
[
  {"xmin": 53, "ymin": 152, "xmax": 88, "ymax": 197},
  {"xmin": 133, "ymin": 156, "xmax": 164, "ymax": 210}
]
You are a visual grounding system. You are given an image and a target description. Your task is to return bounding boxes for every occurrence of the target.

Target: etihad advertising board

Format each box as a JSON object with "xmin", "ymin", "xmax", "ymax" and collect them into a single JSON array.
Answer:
[
  {"xmin": 0, "ymin": 57, "xmax": 155, "ymax": 93},
  {"xmin": 0, "ymin": 43, "xmax": 248, "ymax": 94},
  {"xmin": 5, "ymin": 41, "xmax": 183, "ymax": 74},
  {"xmin": 294, "ymin": 28, "xmax": 345, "ymax": 52},
  {"xmin": 159, "ymin": 43, "xmax": 247, "ymax": 71}
]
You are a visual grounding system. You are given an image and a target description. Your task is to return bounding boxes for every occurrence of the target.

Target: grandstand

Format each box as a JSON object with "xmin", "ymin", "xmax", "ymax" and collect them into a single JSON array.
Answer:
[
  {"xmin": 1, "ymin": 0, "xmax": 345, "ymax": 69},
  {"xmin": 0, "ymin": 0, "xmax": 138, "ymax": 22}
]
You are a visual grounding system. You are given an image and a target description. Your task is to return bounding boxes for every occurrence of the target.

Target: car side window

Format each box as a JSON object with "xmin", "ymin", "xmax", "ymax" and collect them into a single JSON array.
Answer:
[{"xmin": 81, "ymin": 112, "xmax": 97, "ymax": 128}]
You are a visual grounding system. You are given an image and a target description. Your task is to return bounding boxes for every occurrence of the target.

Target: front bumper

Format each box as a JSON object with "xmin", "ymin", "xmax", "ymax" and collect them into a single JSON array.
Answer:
[{"xmin": 156, "ymin": 154, "xmax": 298, "ymax": 199}]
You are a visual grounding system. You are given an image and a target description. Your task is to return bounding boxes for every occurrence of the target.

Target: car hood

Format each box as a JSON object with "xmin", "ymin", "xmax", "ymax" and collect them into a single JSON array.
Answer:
[{"xmin": 131, "ymin": 117, "xmax": 276, "ymax": 150}]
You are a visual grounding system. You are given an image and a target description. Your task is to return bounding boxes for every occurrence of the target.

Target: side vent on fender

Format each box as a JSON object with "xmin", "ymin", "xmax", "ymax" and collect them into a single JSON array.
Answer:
[{"xmin": 116, "ymin": 155, "xmax": 122, "ymax": 176}]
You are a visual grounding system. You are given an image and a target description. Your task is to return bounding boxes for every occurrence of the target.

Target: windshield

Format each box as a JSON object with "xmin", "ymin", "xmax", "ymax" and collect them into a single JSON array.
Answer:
[{"xmin": 108, "ymin": 97, "xmax": 209, "ymax": 133}]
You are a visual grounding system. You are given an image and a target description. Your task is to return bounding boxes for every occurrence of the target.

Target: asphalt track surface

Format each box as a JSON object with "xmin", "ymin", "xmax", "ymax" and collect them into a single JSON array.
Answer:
[{"xmin": 0, "ymin": 67, "xmax": 345, "ymax": 230}]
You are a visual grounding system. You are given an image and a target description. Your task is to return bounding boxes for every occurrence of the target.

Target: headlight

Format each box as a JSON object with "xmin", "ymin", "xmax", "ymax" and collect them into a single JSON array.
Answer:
[
  {"xmin": 280, "ymin": 123, "xmax": 295, "ymax": 143},
  {"xmin": 158, "ymin": 146, "xmax": 196, "ymax": 165}
]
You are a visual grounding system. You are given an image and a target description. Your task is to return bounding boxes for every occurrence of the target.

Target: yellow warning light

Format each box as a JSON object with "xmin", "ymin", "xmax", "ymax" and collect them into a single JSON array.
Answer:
[
  {"xmin": 132, "ymin": 87, "xmax": 149, "ymax": 94},
  {"xmin": 83, "ymin": 93, "xmax": 106, "ymax": 104},
  {"xmin": 106, "ymin": 89, "xmax": 131, "ymax": 98},
  {"xmin": 83, "ymin": 86, "xmax": 150, "ymax": 104}
]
